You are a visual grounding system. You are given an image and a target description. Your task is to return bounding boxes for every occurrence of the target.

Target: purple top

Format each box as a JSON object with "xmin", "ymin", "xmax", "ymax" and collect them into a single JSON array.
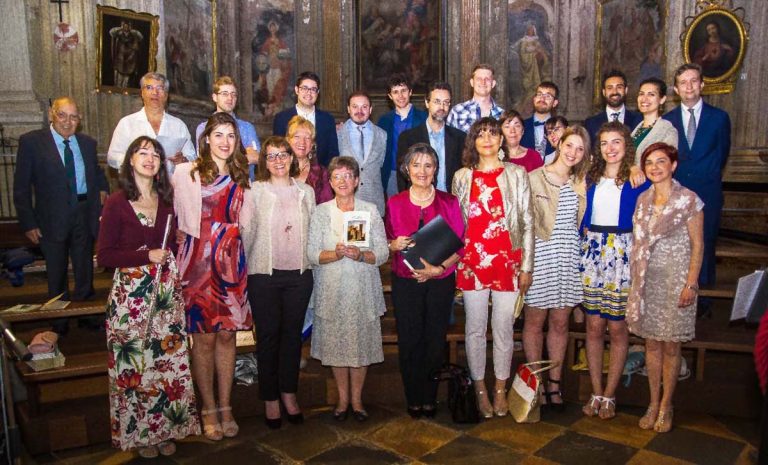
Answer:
[
  {"xmin": 306, "ymin": 163, "xmax": 334, "ymax": 204},
  {"xmin": 507, "ymin": 147, "xmax": 544, "ymax": 173},
  {"xmin": 385, "ymin": 189, "xmax": 465, "ymax": 279}
]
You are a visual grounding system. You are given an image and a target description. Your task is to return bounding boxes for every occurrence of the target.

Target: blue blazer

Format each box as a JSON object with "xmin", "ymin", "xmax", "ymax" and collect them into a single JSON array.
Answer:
[
  {"xmin": 663, "ymin": 103, "xmax": 731, "ymax": 207},
  {"xmin": 580, "ymin": 180, "xmax": 651, "ymax": 233},
  {"xmin": 377, "ymin": 107, "xmax": 427, "ymax": 188},
  {"xmin": 273, "ymin": 107, "xmax": 340, "ymax": 166},
  {"xmin": 521, "ymin": 117, "xmax": 553, "ymax": 154},
  {"xmin": 584, "ymin": 110, "xmax": 643, "ymax": 147}
]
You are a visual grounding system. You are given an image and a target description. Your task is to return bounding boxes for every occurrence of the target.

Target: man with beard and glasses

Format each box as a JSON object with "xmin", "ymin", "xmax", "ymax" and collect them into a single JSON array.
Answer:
[
  {"xmin": 337, "ymin": 91, "xmax": 387, "ymax": 215},
  {"xmin": 521, "ymin": 81, "xmax": 561, "ymax": 160},
  {"xmin": 584, "ymin": 69, "xmax": 642, "ymax": 145},
  {"xmin": 396, "ymin": 81, "xmax": 465, "ymax": 193},
  {"xmin": 378, "ymin": 75, "xmax": 428, "ymax": 197}
]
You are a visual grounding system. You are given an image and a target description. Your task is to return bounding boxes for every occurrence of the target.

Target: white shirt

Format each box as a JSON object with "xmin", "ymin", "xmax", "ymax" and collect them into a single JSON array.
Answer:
[
  {"xmin": 107, "ymin": 107, "xmax": 196, "ymax": 169},
  {"xmin": 591, "ymin": 177, "xmax": 623, "ymax": 226},
  {"xmin": 295, "ymin": 105, "xmax": 316, "ymax": 127},
  {"xmin": 680, "ymin": 98, "xmax": 704, "ymax": 133},
  {"xmin": 605, "ymin": 105, "xmax": 626, "ymax": 124}
]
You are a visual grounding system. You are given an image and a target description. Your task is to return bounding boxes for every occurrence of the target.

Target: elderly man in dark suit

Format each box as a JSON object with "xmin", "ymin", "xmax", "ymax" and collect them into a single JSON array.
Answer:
[
  {"xmin": 584, "ymin": 69, "xmax": 643, "ymax": 145},
  {"xmin": 396, "ymin": 81, "xmax": 466, "ymax": 193},
  {"xmin": 273, "ymin": 71, "xmax": 339, "ymax": 166},
  {"xmin": 14, "ymin": 97, "xmax": 109, "ymax": 333},
  {"xmin": 663, "ymin": 63, "xmax": 731, "ymax": 316}
]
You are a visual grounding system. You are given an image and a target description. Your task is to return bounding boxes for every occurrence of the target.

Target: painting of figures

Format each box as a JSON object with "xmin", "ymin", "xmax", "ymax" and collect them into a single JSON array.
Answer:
[
  {"xmin": 507, "ymin": 0, "xmax": 554, "ymax": 117},
  {"xmin": 596, "ymin": 0, "xmax": 665, "ymax": 106},
  {"xmin": 357, "ymin": 0, "xmax": 442, "ymax": 94},
  {"xmin": 248, "ymin": 0, "xmax": 295, "ymax": 120},
  {"xmin": 164, "ymin": 0, "xmax": 215, "ymax": 101},
  {"xmin": 96, "ymin": 6, "xmax": 158, "ymax": 93}
]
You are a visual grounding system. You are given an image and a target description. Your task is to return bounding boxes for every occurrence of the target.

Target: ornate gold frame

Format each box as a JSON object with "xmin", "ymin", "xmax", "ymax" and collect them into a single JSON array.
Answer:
[
  {"xmin": 681, "ymin": 3, "xmax": 748, "ymax": 95},
  {"xmin": 95, "ymin": 5, "xmax": 159, "ymax": 94},
  {"xmin": 593, "ymin": 0, "xmax": 668, "ymax": 109}
]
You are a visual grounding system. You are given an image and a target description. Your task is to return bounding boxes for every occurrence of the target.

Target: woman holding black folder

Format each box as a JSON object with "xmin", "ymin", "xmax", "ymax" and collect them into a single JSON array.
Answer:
[{"xmin": 385, "ymin": 143, "xmax": 464, "ymax": 419}]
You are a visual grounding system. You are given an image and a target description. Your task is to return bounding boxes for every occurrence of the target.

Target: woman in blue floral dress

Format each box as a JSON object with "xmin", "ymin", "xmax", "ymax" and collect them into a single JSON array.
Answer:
[{"xmin": 98, "ymin": 137, "xmax": 199, "ymax": 459}]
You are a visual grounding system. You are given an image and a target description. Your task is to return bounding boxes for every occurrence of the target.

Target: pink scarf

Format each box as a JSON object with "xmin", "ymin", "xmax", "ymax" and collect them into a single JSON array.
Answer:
[{"xmin": 626, "ymin": 179, "xmax": 704, "ymax": 330}]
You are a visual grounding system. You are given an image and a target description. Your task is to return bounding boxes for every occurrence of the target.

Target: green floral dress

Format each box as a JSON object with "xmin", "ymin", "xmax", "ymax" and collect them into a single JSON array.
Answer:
[{"xmin": 106, "ymin": 213, "xmax": 200, "ymax": 450}]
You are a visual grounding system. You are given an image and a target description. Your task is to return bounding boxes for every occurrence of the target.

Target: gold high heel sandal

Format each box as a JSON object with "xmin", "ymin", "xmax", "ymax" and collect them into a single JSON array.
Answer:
[
  {"xmin": 654, "ymin": 408, "xmax": 674, "ymax": 433},
  {"xmin": 219, "ymin": 406, "xmax": 239, "ymax": 438},
  {"xmin": 494, "ymin": 389, "xmax": 508, "ymax": 417},
  {"xmin": 638, "ymin": 406, "xmax": 659, "ymax": 430},
  {"xmin": 200, "ymin": 408, "xmax": 223, "ymax": 441},
  {"xmin": 475, "ymin": 390, "xmax": 494, "ymax": 419}
]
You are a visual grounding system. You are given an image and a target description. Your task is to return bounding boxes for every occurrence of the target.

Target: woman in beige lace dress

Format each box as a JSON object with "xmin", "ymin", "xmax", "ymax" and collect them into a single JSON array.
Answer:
[{"xmin": 626, "ymin": 142, "xmax": 704, "ymax": 434}]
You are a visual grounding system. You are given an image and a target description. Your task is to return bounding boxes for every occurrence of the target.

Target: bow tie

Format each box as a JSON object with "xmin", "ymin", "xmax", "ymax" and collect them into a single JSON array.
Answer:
[{"xmin": 533, "ymin": 121, "xmax": 546, "ymax": 127}]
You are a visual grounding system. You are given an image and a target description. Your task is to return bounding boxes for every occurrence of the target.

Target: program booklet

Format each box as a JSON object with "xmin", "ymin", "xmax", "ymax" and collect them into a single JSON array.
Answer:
[{"xmin": 343, "ymin": 210, "xmax": 371, "ymax": 248}]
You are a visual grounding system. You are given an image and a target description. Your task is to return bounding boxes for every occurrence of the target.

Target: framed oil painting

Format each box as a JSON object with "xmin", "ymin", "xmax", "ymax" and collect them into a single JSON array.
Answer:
[
  {"xmin": 507, "ymin": 0, "xmax": 554, "ymax": 117},
  {"xmin": 357, "ymin": 0, "xmax": 443, "ymax": 95},
  {"xmin": 96, "ymin": 5, "xmax": 158, "ymax": 93},
  {"xmin": 594, "ymin": 0, "xmax": 666, "ymax": 108},
  {"xmin": 682, "ymin": 6, "xmax": 748, "ymax": 94},
  {"xmin": 246, "ymin": 0, "xmax": 296, "ymax": 121},
  {"xmin": 164, "ymin": 0, "xmax": 217, "ymax": 101}
]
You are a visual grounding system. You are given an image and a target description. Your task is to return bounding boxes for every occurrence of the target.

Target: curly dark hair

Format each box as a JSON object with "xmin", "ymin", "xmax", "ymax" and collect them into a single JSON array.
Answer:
[
  {"xmin": 256, "ymin": 136, "xmax": 299, "ymax": 181},
  {"xmin": 461, "ymin": 117, "xmax": 504, "ymax": 169},
  {"xmin": 118, "ymin": 136, "xmax": 174, "ymax": 205},
  {"xmin": 192, "ymin": 113, "xmax": 250, "ymax": 188},
  {"xmin": 587, "ymin": 121, "xmax": 636, "ymax": 187}
]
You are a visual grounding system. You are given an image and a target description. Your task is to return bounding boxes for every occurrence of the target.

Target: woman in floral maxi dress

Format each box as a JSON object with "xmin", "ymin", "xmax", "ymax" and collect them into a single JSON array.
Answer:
[{"xmin": 98, "ymin": 137, "xmax": 199, "ymax": 458}]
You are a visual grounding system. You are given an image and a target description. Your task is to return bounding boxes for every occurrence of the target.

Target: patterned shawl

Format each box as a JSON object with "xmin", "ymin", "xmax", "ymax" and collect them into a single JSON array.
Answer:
[{"xmin": 626, "ymin": 179, "xmax": 704, "ymax": 330}]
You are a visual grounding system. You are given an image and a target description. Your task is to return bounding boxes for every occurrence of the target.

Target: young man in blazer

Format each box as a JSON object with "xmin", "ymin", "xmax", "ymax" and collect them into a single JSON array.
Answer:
[
  {"xmin": 584, "ymin": 69, "xmax": 643, "ymax": 145},
  {"xmin": 14, "ymin": 97, "xmax": 109, "ymax": 333},
  {"xmin": 663, "ymin": 63, "xmax": 731, "ymax": 316},
  {"xmin": 521, "ymin": 81, "xmax": 560, "ymax": 158},
  {"xmin": 273, "ymin": 71, "xmax": 340, "ymax": 166},
  {"xmin": 396, "ymin": 81, "xmax": 466, "ymax": 193},
  {"xmin": 337, "ymin": 91, "xmax": 387, "ymax": 215}
]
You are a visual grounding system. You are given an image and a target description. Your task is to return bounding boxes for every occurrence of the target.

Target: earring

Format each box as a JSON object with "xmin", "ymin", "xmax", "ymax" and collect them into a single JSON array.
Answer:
[{"xmin": 498, "ymin": 148, "xmax": 505, "ymax": 161}]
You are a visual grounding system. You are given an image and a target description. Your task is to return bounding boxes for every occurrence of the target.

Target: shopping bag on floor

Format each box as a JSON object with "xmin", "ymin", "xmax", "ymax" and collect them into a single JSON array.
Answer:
[
  {"xmin": 432, "ymin": 363, "xmax": 480, "ymax": 423},
  {"xmin": 508, "ymin": 360, "xmax": 558, "ymax": 423}
]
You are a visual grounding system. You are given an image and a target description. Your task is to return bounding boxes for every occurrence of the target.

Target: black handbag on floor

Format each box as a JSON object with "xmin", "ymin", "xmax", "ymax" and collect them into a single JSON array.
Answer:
[{"xmin": 432, "ymin": 363, "xmax": 480, "ymax": 424}]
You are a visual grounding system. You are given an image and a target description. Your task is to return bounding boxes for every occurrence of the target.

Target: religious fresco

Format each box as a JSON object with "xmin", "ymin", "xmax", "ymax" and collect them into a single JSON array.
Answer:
[
  {"xmin": 595, "ymin": 0, "xmax": 665, "ymax": 106},
  {"xmin": 357, "ymin": 0, "xmax": 442, "ymax": 95},
  {"xmin": 507, "ymin": 0, "xmax": 554, "ymax": 117},
  {"xmin": 164, "ymin": 0, "xmax": 215, "ymax": 101},
  {"xmin": 246, "ymin": 0, "xmax": 295, "ymax": 121}
]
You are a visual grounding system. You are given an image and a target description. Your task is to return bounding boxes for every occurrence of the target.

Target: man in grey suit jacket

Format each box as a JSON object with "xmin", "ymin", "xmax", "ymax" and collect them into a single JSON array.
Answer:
[
  {"xmin": 337, "ymin": 91, "xmax": 387, "ymax": 215},
  {"xmin": 14, "ymin": 97, "xmax": 109, "ymax": 333}
]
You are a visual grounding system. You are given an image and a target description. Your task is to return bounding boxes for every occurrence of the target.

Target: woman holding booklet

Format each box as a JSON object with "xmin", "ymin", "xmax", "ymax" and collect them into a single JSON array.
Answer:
[
  {"xmin": 308, "ymin": 156, "xmax": 388, "ymax": 422},
  {"xmin": 385, "ymin": 143, "xmax": 464, "ymax": 419}
]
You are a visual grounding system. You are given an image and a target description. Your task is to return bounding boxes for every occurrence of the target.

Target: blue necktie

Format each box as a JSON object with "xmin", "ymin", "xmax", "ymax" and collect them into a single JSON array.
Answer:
[{"xmin": 63, "ymin": 139, "xmax": 78, "ymax": 205}]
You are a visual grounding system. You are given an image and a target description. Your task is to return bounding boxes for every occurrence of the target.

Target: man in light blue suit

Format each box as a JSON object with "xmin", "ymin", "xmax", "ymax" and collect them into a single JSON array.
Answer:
[{"xmin": 663, "ymin": 63, "xmax": 731, "ymax": 315}]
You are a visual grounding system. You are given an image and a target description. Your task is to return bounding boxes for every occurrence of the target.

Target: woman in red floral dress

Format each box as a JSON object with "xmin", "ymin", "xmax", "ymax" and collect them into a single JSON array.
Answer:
[{"xmin": 452, "ymin": 117, "xmax": 534, "ymax": 418}]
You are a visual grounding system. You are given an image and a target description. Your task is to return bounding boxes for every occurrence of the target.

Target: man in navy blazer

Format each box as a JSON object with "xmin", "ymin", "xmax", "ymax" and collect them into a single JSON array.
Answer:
[
  {"xmin": 663, "ymin": 63, "xmax": 731, "ymax": 301},
  {"xmin": 396, "ymin": 82, "xmax": 465, "ymax": 192},
  {"xmin": 584, "ymin": 69, "xmax": 643, "ymax": 145},
  {"xmin": 521, "ymin": 81, "xmax": 560, "ymax": 159},
  {"xmin": 273, "ymin": 71, "xmax": 339, "ymax": 166},
  {"xmin": 377, "ymin": 76, "xmax": 427, "ymax": 196},
  {"xmin": 14, "ymin": 97, "xmax": 109, "ymax": 332}
]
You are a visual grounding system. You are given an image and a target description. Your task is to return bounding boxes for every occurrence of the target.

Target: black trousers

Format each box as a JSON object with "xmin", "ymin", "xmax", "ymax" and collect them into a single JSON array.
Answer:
[
  {"xmin": 391, "ymin": 273, "xmax": 455, "ymax": 407},
  {"xmin": 248, "ymin": 270, "xmax": 313, "ymax": 401}
]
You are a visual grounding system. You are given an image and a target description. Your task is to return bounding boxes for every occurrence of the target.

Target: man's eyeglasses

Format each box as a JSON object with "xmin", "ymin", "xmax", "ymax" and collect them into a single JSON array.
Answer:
[
  {"xmin": 298, "ymin": 86, "xmax": 319, "ymax": 94},
  {"xmin": 55, "ymin": 112, "xmax": 80, "ymax": 122},
  {"xmin": 546, "ymin": 126, "xmax": 565, "ymax": 135},
  {"xmin": 143, "ymin": 84, "xmax": 167, "ymax": 93},
  {"xmin": 534, "ymin": 92, "xmax": 555, "ymax": 101},
  {"xmin": 217, "ymin": 91, "xmax": 237, "ymax": 98},
  {"xmin": 430, "ymin": 99, "xmax": 451, "ymax": 107},
  {"xmin": 265, "ymin": 151, "xmax": 291, "ymax": 162}
]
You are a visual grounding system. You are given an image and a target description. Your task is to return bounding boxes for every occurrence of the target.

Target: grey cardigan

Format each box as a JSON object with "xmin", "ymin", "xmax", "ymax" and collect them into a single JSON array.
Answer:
[{"xmin": 632, "ymin": 118, "xmax": 679, "ymax": 163}]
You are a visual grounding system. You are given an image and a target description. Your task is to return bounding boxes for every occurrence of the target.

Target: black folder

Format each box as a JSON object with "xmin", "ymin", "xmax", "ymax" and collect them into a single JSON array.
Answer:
[{"xmin": 400, "ymin": 214, "xmax": 463, "ymax": 270}]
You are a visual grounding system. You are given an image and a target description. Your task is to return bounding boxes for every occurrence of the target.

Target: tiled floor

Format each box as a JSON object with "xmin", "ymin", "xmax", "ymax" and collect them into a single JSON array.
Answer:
[{"xmin": 29, "ymin": 401, "xmax": 759, "ymax": 464}]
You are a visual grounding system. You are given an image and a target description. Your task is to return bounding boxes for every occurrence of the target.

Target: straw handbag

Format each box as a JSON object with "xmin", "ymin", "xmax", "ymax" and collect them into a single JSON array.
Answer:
[{"xmin": 507, "ymin": 360, "xmax": 558, "ymax": 423}]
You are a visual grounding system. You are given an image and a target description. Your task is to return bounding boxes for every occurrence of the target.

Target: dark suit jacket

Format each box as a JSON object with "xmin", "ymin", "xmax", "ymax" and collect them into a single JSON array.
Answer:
[
  {"xmin": 396, "ymin": 123, "xmax": 466, "ymax": 192},
  {"xmin": 14, "ymin": 128, "xmax": 108, "ymax": 242},
  {"xmin": 584, "ymin": 109, "xmax": 643, "ymax": 146},
  {"xmin": 273, "ymin": 107, "xmax": 340, "ymax": 166},
  {"xmin": 377, "ymin": 107, "xmax": 428, "ymax": 189},
  {"xmin": 521, "ymin": 116, "xmax": 554, "ymax": 154},
  {"xmin": 663, "ymin": 102, "xmax": 731, "ymax": 207}
]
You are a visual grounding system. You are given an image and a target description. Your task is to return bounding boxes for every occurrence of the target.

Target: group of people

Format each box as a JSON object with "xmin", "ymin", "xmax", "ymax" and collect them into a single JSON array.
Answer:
[{"xmin": 12, "ymin": 59, "xmax": 730, "ymax": 457}]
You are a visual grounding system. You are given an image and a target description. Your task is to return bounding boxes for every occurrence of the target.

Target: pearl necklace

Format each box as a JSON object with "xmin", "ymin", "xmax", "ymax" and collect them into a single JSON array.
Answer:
[{"xmin": 409, "ymin": 185, "xmax": 435, "ymax": 202}]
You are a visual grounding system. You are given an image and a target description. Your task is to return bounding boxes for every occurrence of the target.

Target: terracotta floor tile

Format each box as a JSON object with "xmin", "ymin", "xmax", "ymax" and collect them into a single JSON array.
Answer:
[
  {"xmin": 570, "ymin": 412, "xmax": 656, "ymax": 448},
  {"xmin": 467, "ymin": 415, "xmax": 565, "ymax": 454}
]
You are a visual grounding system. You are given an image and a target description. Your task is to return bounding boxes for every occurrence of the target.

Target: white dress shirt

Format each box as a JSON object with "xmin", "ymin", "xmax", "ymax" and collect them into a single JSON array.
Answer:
[{"xmin": 605, "ymin": 105, "xmax": 626, "ymax": 124}]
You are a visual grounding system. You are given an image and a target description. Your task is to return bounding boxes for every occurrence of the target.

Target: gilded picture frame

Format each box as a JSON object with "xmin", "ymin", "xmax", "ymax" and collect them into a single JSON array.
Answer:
[
  {"xmin": 682, "ymin": 6, "xmax": 748, "ymax": 95},
  {"xmin": 96, "ymin": 5, "xmax": 159, "ymax": 94},
  {"xmin": 593, "ymin": 0, "xmax": 667, "ymax": 109}
]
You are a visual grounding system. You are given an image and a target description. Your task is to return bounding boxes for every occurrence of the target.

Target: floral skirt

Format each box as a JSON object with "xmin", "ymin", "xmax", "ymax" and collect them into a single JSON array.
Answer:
[
  {"xmin": 579, "ymin": 231, "xmax": 632, "ymax": 320},
  {"xmin": 106, "ymin": 256, "xmax": 200, "ymax": 450}
]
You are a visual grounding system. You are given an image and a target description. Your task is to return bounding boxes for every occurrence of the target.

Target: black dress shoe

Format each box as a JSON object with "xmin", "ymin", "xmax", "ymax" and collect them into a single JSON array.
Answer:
[
  {"xmin": 352, "ymin": 409, "xmax": 369, "ymax": 422},
  {"xmin": 286, "ymin": 411, "xmax": 304, "ymax": 424},
  {"xmin": 407, "ymin": 406, "xmax": 422, "ymax": 419},
  {"xmin": 333, "ymin": 407, "xmax": 349, "ymax": 422},
  {"xmin": 421, "ymin": 405, "xmax": 437, "ymax": 418},
  {"xmin": 265, "ymin": 417, "xmax": 282, "ymax": 429}
]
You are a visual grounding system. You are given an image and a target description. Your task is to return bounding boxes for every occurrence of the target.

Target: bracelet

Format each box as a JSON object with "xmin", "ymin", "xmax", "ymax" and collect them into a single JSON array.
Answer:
[
  {"xmin": 684, "ymin": 284, "xmax": 699, "ymax": 292},
  {"xmin": 437, "ymin": 264, "xmax": 446, "ymax": 272}
]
